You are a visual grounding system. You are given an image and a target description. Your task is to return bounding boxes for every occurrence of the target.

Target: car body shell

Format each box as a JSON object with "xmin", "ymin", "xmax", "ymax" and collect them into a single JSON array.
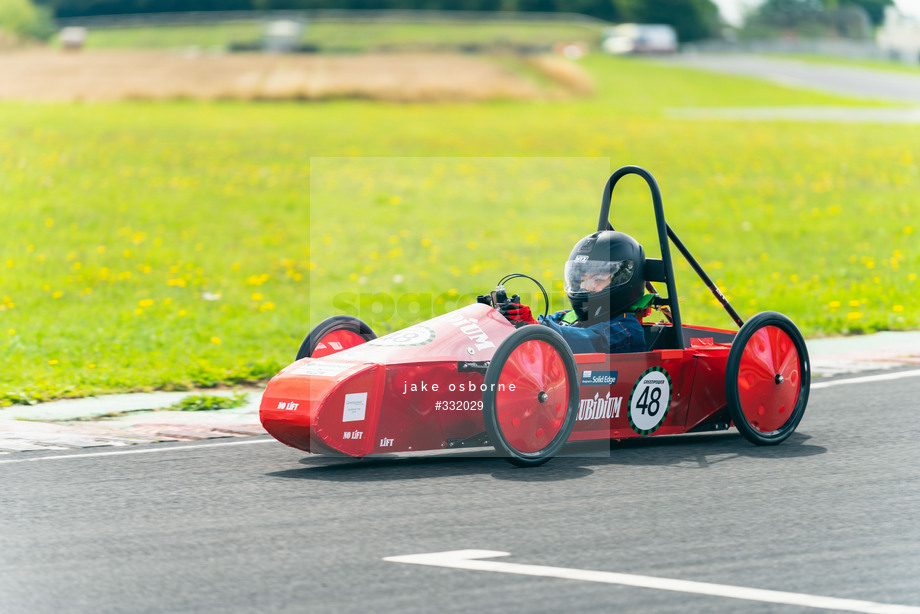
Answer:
[{"xmin": 259, "ymin": 302, "xmax": 736, "ymax": 457}]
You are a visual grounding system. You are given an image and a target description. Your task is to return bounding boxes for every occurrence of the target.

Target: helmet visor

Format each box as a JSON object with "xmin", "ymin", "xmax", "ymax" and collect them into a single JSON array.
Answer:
[{"xmin": 564, "ymin": 259, "xmax": 635, "ymax": 294}]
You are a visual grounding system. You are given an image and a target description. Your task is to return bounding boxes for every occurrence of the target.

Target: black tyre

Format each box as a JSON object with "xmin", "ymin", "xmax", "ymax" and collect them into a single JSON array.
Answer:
[
  {"xmin": 482, "ymin": 325, "xmax": 580, "ymax": 467},
  {"xmin": 296, "ymin": 315, "xmax": 377, "ymax": 360},
  {"xmin": 726, "ymin": 311, "xmax": 810, "ymax": 445}
]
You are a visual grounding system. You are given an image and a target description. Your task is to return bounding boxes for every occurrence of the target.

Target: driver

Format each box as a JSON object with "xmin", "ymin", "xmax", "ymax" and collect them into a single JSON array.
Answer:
[{"xmin": 500, "ymin": 230, "xmax": 647, "ymax": 354}]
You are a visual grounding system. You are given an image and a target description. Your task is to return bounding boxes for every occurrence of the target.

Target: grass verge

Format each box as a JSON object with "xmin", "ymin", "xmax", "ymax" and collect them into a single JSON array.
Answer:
[{"xmin": 1, "ymin": 55, "xmax": 917, "ymax": 405}]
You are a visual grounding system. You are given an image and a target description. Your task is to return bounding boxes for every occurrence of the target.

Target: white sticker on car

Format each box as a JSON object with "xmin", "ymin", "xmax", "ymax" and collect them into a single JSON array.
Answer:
[
  {"xmin": 368, "ymin": 325, "xmax": 435, "ymax": 346},
  {"xmin": 343, "ymin": 392, "xmax": 368, "ymax": 422},
  {"xmin": 292, "ymin": 361, "xmax": 355, "ymax": 377}
]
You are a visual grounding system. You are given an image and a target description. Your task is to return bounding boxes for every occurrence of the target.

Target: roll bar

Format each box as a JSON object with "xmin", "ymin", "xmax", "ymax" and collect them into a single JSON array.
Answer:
[{"xmin": 597, "ymin": 165, "xmax": 744, "ymax": 349}]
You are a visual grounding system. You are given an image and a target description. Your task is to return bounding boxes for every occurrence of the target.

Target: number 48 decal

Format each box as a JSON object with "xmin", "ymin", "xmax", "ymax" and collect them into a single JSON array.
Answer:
[{"xmin": 628, "ymin": 367, "xmax": 672, "ymax": 435}]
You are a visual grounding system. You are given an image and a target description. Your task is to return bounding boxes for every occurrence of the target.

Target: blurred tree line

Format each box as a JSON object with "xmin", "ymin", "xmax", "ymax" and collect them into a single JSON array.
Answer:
[
  {"xmin": 743, "ymin": 0, "xmax": 893, "ymax": 39},
  {"xmin": 35, "ymin": 0, "xmax": 722, "ymax": 41},
  {"xmin": 1, "ymin": 0, "xmax": 54, "ymax": 40}
]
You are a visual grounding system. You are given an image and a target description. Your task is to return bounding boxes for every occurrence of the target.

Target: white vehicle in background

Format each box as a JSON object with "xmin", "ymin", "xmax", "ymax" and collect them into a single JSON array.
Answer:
[
  {"xmin": 877, "ymin": 6, "xmax": 920, "ymax": 64},
  {"xmin": 602, "ymin": 24, "xmax": 678, "ymax": 54}
]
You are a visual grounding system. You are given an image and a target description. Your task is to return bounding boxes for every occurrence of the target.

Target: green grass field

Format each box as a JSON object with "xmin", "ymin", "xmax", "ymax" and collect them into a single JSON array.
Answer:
[
  {"xmin": 61, "ymin": 19, "xmax": 605, "ymax": 52},
  {"xmin": 1, "ymin": 54, "xmax": 918, "ymax": 405},
  {"xmin": 771, "ymin": 53, "xmax": 920, "ymax": 75}
]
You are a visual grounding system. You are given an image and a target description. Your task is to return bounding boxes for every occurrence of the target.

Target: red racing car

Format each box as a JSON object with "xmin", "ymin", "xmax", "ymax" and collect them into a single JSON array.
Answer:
[{"xmin": 260, "ymin": 166, "xmax": 811, "ymax": 466}]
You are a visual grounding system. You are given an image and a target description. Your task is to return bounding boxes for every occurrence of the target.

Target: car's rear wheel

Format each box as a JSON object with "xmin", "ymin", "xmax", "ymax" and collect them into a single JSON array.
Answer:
[
  {"xmin": 482, "ymin": 325, "xmax": 579, "ymax": 467},
  {"xmin": 726, "ymin": 311, "xmax": 810, "ymax": 445},
  {"xmin": 297, "ymin": 315, "xmax": 377, "ymax": 360}
]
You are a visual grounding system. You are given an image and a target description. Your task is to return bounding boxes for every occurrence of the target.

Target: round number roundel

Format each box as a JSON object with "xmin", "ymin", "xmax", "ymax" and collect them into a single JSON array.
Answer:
[{"xmin": 628, "ymin": 367, "xmax": 672, "ymax": 435}]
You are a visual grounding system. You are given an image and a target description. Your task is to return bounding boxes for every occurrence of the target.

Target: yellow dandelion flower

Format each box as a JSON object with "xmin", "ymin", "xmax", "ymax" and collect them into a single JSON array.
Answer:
[
  {"xmin": 906, "ymin": 226, "xmax": 914, "ymax": 235},
  {"xmin": 211, "ymin": 336, "xmax": 221, "ymax": 344},
  {"xmin": 829, "ymin": 301, "xmax": 841, "ymax": 308},
  {"xmin": 45, "ymin": 218, "xmax": 54, "ymax": 227},
  {"xmin": 52, "ymin": 291, "xmax": 63, "ymax": 299},
  {"xmin": 849, "ymin": 299, "xmax": 860, "ymax": 307},
  {"xmin": 847, "ymin": 312, "xmax": 862, "ymax": 320},
  {"xmin": 138, "ymin": 299, "xmax": 154, "ymax": 308},
  {"xmin": 178, "ymin": 309, "xmax": 187, "ymax": 316},
  {"xmin": 48, "ymin": 359, "xmax": 58, "ymax": 365},
  {"xmin": 8, "ymin": 329, "xmax": 15, "ymax": 335},
  {"xmin": 390, "ymin": 196, "xmax": 401, "ymax": 205},
  {"xmin": 893, "ymin": 305, "xmax": 904, "ymax": 313},
  {"xmin": 252, "ymin": 293, "xmax": 264, "ymax": 301},
  {"xmin": 421, "ymin": 238, "xmax": 431, "ymax": 248},
  {"xmin": 259, "ymin": 302, "xmax": 275, "ymax": 312},
  {"xmin": 97, "ymin": 246, "xmax": 106, "ymax": 254}
]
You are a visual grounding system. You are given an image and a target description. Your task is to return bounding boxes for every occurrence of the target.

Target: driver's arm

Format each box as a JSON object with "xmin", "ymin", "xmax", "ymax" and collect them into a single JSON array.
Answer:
[{"xmin": 541, "ymin": 318, "xmax": 608, "ymax": 354}]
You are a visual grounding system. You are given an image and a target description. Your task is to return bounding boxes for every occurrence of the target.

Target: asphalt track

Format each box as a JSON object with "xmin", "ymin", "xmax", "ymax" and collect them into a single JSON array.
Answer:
[
  {"xmin": 662, "ymin": 54, "xmax": 920, "ymax": 105},
  {"xmin": 3, "ymin": 370, "xmax": 920, "ymax": 614}
]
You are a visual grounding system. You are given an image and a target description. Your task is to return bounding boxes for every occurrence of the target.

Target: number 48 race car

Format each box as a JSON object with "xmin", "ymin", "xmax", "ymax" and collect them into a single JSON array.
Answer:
[{"xmin": 260, "ymin": 166, "xmax": 811, "ymax": 466}]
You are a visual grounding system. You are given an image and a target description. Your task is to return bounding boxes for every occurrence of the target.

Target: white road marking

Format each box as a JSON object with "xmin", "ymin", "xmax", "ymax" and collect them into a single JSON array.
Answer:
[
  {"xmin": 812, "ymin": 369, "xmax": 920, "ymax": 390},
  {"xmin": 0, "ymin": 437, "xmax": 275, "ymax": 464},
  {"xmin": 385, "ymin": 550, "xmax": 920, "ymax": 614}
]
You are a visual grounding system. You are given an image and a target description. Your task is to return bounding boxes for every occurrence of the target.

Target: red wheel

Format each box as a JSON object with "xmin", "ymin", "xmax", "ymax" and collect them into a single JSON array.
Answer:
[
  {"xmin": 483, "ymin": 325, "xmax": 579, "ymax": 467},
  {"xmin": 726, "ymin": 312, "xmax": 810, "ymax": 445},
  {"xmin": 296, "ymin": 316, "xmax": 376, "ymax": 360}
]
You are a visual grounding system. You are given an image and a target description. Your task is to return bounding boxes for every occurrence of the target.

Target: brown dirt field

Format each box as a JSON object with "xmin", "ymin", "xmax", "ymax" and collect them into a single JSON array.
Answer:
[{"xmin": 0, "ymin": 49, "xmax": 592, "ymax": 102}]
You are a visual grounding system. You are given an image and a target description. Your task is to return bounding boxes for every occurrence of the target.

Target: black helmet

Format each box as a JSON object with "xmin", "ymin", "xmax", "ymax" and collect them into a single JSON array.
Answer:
[{"xmin": 564, "ymin": 231, "xmax": 645, "ymax": 322}]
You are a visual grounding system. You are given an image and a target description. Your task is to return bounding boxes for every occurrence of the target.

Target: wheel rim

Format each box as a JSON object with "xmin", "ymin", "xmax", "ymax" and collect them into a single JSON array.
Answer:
[
  {"xmin": 737, "ymin": 325, "xmax": 802, "ymax": 433},
  {"xmin": 494, "ymin": 339, "xmax": 569, "ymax": 454},
  {"xmin": 312, "ymin": 329, "xmax": 366, "ymax": 358}
]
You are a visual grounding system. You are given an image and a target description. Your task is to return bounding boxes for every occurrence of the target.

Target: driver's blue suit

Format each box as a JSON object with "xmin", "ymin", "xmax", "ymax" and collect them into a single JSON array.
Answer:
[{"xmin": 541, "ymin": 311, "xmax": 646, "ymax": 354}]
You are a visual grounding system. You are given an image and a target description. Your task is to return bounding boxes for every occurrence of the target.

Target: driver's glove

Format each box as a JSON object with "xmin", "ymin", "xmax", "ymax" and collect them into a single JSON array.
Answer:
[{"xmin": 499, "ymin": 303, "xmax": 538, "ymax": 327}]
